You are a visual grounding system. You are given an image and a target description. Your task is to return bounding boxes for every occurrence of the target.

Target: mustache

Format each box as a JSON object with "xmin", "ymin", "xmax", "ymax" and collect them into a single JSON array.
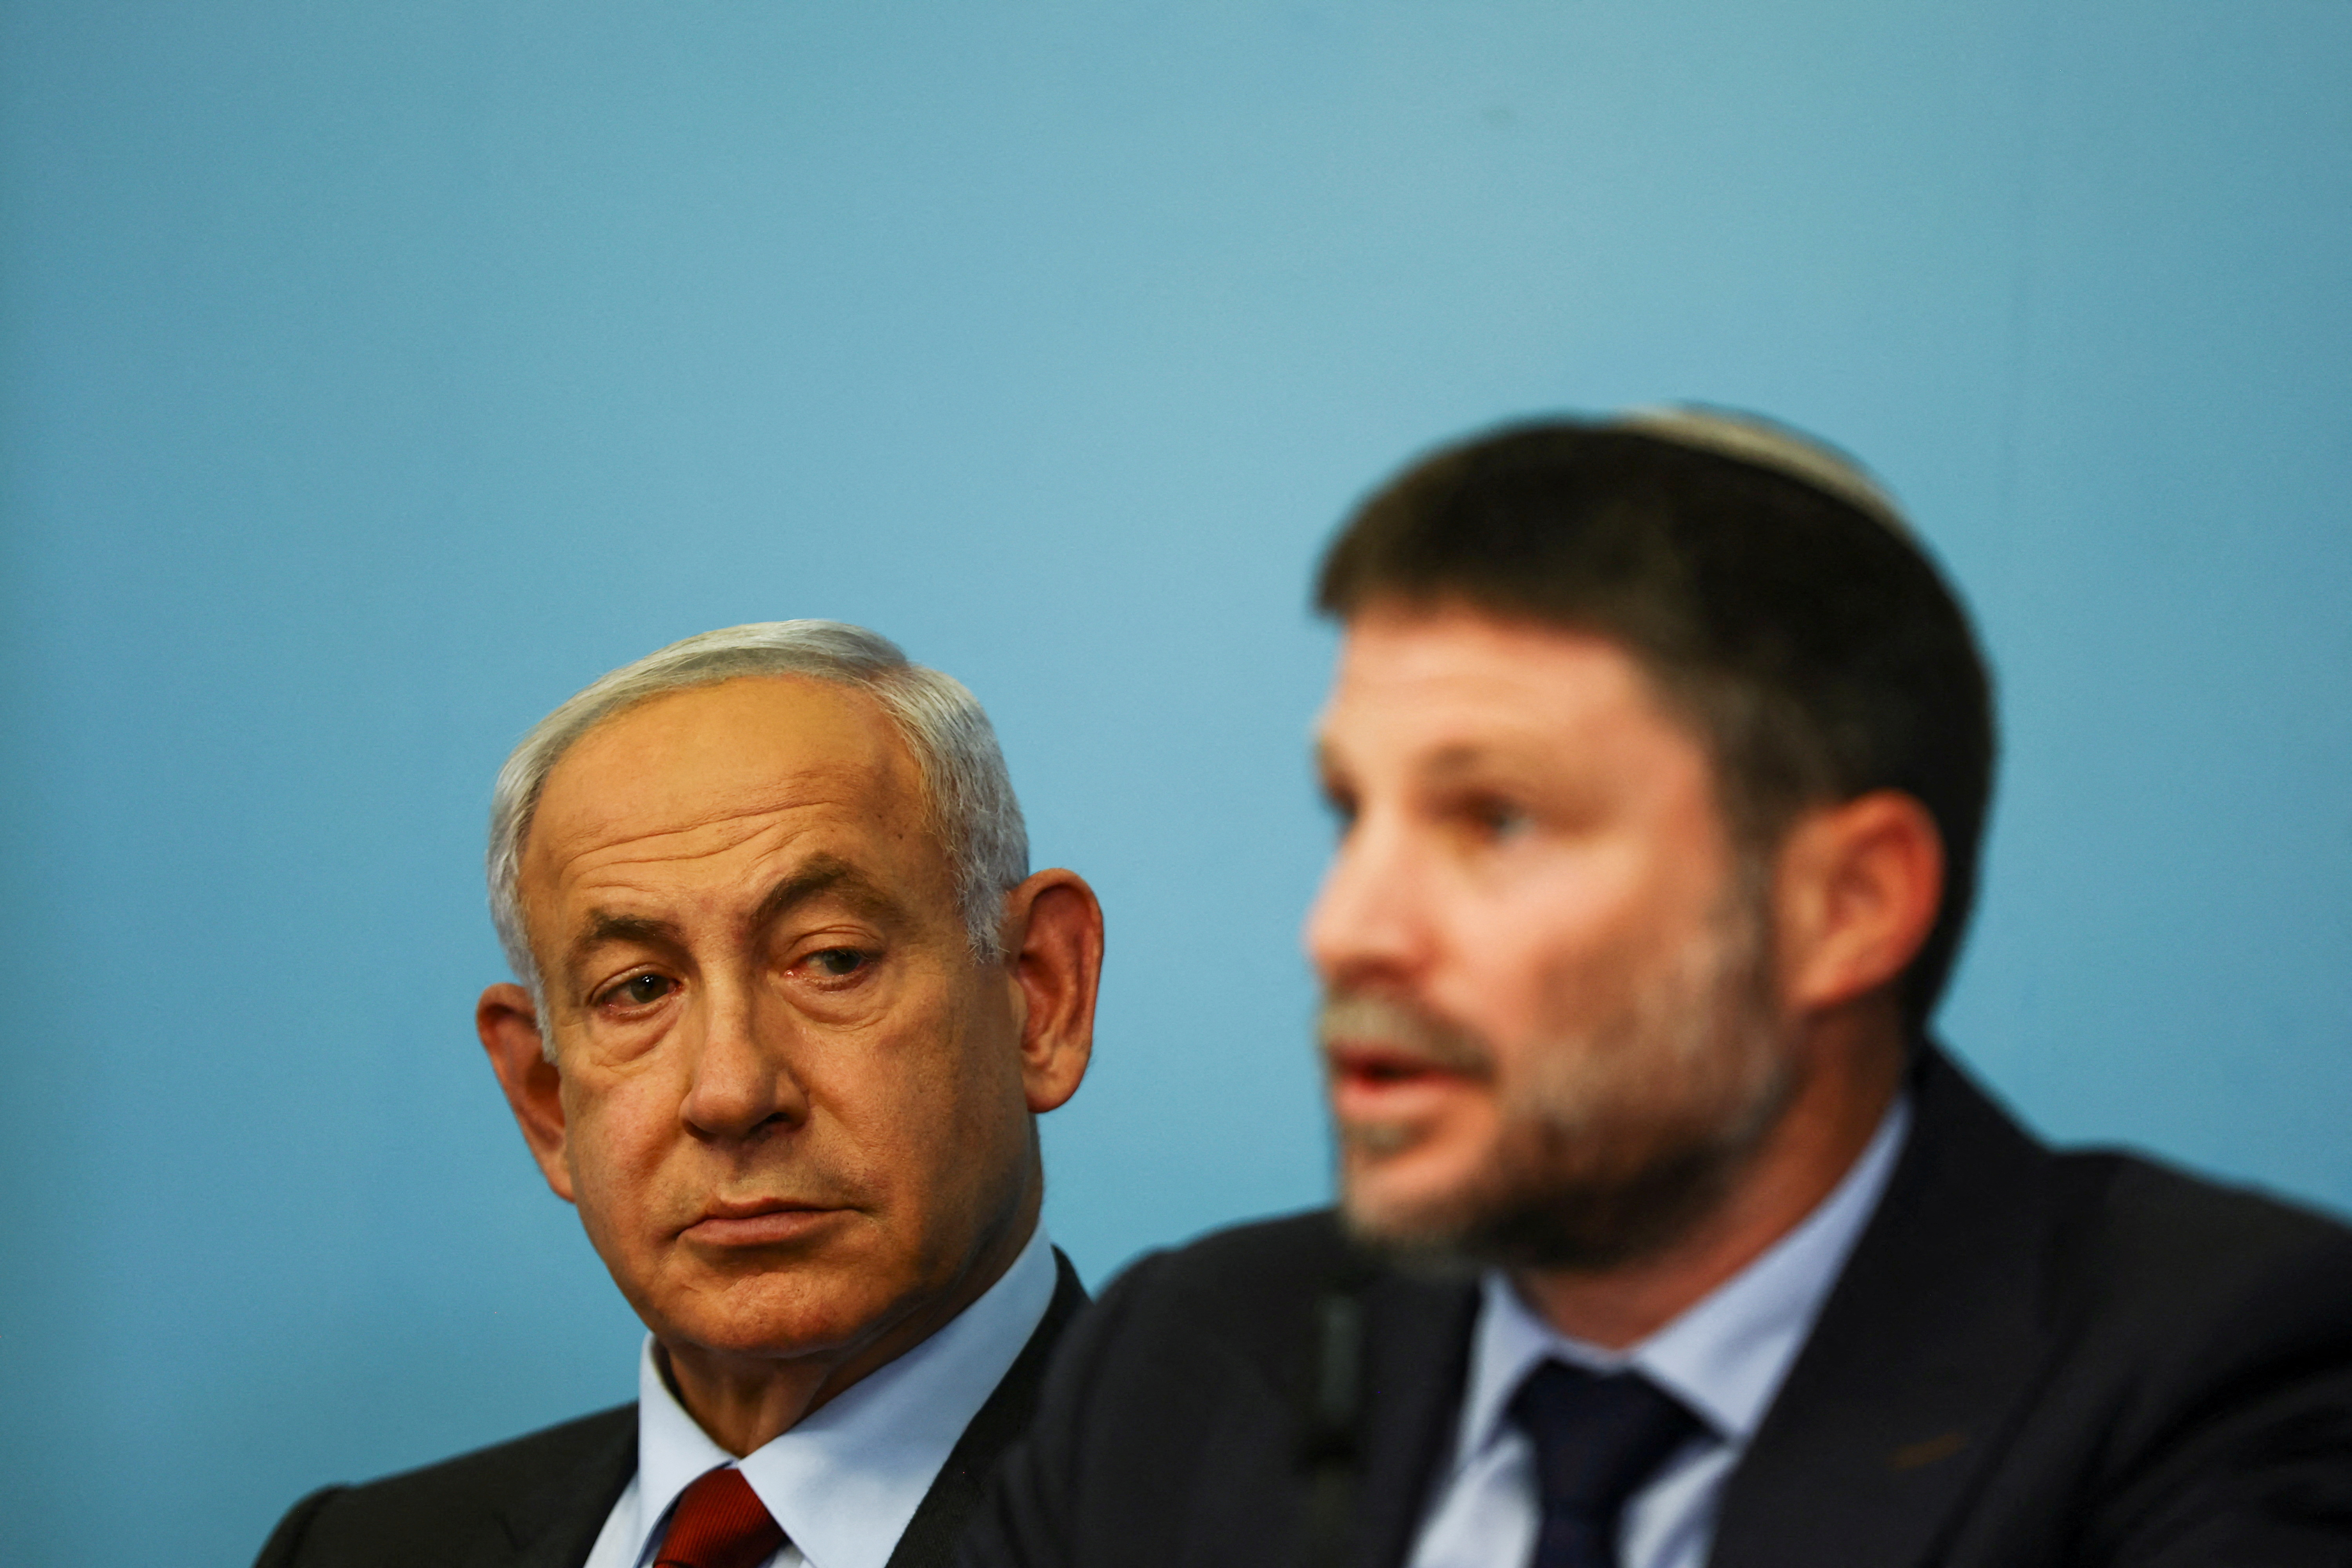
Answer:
[{"xmin": 1316, "ymin": 990, "xmax": 1494, "ymax": 1077}]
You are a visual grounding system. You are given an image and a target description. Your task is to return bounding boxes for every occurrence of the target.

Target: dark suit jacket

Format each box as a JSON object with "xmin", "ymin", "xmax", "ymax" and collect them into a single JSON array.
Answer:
[
  {"xmin": 963, "ymin": 1054, "xmax": 2352, "ymax": 1568},
  {"xmin": 256, "ymin": 1252, "xmax": 1089, "ymax": 1568}
]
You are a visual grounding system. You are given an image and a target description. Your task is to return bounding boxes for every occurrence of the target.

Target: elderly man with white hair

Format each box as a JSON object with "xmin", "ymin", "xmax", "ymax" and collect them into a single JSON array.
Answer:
[{"xmin": 255, "ymin": 621, "xmax": 1105, "ymax": 1568}]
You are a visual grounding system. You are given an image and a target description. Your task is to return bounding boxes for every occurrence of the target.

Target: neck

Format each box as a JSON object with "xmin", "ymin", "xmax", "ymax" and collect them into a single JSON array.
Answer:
[
  {"xmin": 659, "ymin": 1180, "xmax": 1041, "ymax": 1456},
  {"xmin": 1509, "ymin": 1003, "xmax": 1906, "ymax": 1350}
]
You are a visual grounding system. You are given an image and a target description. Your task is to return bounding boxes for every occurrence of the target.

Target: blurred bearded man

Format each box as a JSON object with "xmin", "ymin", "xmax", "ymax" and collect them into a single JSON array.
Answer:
[
  {"xmin": 962, "ymin": 413, "xmax": 2352, "ymax": 1568},
  {"xmin": 255, "ymin": 621, "xmax": 1105, "ymax": 1568}
]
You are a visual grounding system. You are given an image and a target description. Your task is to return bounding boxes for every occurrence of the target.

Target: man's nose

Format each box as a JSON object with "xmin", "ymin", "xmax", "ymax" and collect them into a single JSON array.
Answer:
[
  {"xmin": 1303, "ymin": 810, "xmax": 1432, "ymax": 990},
  {"xmin": 679, "ymin": 980, "xmax": 805, "ymax": 1142}
]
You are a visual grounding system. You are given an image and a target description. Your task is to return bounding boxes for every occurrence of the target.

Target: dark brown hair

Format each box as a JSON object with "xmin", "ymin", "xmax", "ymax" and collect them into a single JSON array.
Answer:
[{"xmin": 1316, "ymin": 417, "xmax": 1996, "ymax": 1031}]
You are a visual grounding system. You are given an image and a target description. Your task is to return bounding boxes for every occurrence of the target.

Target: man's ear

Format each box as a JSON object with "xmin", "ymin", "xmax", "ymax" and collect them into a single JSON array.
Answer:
[
  {"xmin": 477, "ymin": 983, "xmax": 577, "ymax": 1204},
  {"xmin": 1771, "ymin": 791, "xmax": 1945, "ymax": 1017},
  {"xmin": 997, "ymin": 869, "xmax": 1104, "ymax": 1114}
]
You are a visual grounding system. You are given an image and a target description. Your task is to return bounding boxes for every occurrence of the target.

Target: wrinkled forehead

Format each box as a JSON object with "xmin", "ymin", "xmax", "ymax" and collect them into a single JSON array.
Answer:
[{"xmin": 521, "ymin": 675, "xmax": 929, "ymax": 884}]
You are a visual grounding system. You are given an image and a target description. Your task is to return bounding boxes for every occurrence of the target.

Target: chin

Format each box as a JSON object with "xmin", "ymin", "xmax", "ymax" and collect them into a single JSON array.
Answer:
[
  {"xmin": 1346, "ymin": 1129, "xmax": 1759, "ymax": 1275},
  {"xmin": 1335, "ymin": 1194, "xmax": 1487, "ymax": 1281},
  {"xmin": 665, "ymin": 1270, "xmax": 900, "ymax": 1361},
  {"xmin": 1336, "ymin": 1150, "xmax": 1492, "ymax": 1257}
]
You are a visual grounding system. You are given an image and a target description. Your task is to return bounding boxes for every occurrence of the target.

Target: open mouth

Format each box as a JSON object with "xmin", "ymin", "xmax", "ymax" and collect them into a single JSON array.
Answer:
[{"xmin": 1324, "ymin": 1044, "xmax": 1481, "ymax": 1125}]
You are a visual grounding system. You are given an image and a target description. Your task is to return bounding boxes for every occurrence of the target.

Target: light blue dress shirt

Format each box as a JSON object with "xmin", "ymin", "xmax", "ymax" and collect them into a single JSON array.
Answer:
[
  {"xmin": 1407, "ymin": 1099, "xmax": 1911, "ymax": 1568},
  {"xmin": 581, "ymin": 1222, "xmax": 1059, "ymax": 1568}
]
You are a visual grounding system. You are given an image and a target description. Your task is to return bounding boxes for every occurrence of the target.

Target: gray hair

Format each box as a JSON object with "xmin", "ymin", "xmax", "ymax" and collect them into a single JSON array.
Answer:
[{"xmin": 486, "ymin": 621, "xmax": 1029, "ymax": 1020}]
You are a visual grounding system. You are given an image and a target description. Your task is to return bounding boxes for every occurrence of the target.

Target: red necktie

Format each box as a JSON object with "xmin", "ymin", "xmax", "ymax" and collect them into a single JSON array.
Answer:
[{"xmin": 653, "ymin": 1466, "xmax": 785, "ymax": 1568}]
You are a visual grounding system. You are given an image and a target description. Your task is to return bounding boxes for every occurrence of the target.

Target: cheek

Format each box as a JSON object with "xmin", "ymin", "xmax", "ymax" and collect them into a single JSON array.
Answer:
[
  {"xmin": 815, "ymin": 992, "xmax": 1026, "ymax": 1178},
  {"xmin": 900, "ymin": 1021, "xmax": 1025, "ymax": 1156},
  {"xmin": 1449, "ymin": 869, "xmax": 1693, "ymax": 1044},
  {"xmin": 561, "ymin": 1079, "xmax": 676, "ymax": 1232},
  {"xmin": 885, "ymin": 1015, "xmax": 1030, "ymax": 1224},
  {"xmin": 1438, "ymin": 882, "xmax": 1633, "ymax": 1043}
]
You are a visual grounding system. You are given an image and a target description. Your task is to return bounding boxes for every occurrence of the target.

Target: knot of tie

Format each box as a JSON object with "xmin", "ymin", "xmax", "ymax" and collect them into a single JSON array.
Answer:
[
  {"xmin": 654, "ymin": 1465, "xmax": 785, "ymax": 1568},
  {"xmin": 1506, "ymin": 1359, "xmax": 1701, "ymax": 1568}
]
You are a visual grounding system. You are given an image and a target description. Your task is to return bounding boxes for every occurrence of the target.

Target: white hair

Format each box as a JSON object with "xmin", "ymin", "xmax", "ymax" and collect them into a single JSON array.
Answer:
[{"xmin": 486, "ymin": 621, "xmax": 1029, "ymax": 1022}]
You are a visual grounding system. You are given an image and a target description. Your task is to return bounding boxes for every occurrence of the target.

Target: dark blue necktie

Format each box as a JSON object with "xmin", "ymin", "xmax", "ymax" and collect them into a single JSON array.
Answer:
[{"xmin": 1506, "ymin": 1359, "xmax": 1702, "ymax": 1568}]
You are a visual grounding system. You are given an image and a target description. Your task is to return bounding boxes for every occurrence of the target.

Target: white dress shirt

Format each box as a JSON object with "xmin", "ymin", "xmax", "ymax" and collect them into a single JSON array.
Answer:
[
  {"xmin": 1407, "ymin": 1099, "xmax": 1911, "ymax": 1568},
  {"xmin": 583, "ymin": 1223, "xmax": 1060, "ymax": 1568}
]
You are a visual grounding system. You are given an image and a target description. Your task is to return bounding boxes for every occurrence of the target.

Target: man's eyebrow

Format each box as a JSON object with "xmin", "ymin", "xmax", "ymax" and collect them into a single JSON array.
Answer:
[
  {"xmin": 1314, "ymin": 736, "xmax": 1519, "ymax": 780},
  {"xmin": 559, "ymin": 856, "xmax": 907, "ymax": 980},
  {"xmin": 1419, "ymin": 743, "xmax": 1503, "ymax": 781},
  {"xmin": 750, "ymin": 853, "xmax": 910, "ymax": 931},
  {"xmin": 566, "ymin": 911, "xmax": 684, "ymax": 978}
]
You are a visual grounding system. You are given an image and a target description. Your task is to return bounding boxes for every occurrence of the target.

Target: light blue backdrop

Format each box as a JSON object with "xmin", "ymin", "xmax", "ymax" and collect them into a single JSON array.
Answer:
[{"xmin": 3, "ymin": 3, "xmax": 2347, "ymax": 1562}]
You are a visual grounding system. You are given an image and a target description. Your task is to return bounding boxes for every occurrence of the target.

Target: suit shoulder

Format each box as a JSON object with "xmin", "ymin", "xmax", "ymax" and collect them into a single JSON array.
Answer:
[
  {"xmin": 1107, "ymin": 1210, "xmax": 1368, "ymax": 1327},
  {"xmin": 2050, "ymin": 1149, "xmax": 2352, "ymax": 1357},
  {"xmin": 2058, "ymin": 1148, "xmax": 2352, "ymax": 1277},
  {"xmin": 343, "ymin": 1403, "xmax": 635, "ymax": 1509},
  {"xmin": 1070, "ymin": 1211, "xmax": 1373, "ymax": 1388},
  {"xmin": 258, "ymin": 1405, "xmax": 633, "ymax": 1566},
  {"xmin": 1149, "ymin": 1209, "xmax": 1359, "ymax": 1294}
]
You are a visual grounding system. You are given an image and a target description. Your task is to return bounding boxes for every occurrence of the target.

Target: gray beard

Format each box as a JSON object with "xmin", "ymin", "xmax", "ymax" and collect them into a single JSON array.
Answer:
[{"xmin": 1330, "ymin": 886, "xmax": 1792, "ymax": 1274}]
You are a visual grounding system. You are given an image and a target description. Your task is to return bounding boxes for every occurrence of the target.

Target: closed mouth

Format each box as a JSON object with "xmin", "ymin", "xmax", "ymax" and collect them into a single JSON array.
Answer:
[{"xmin": 681, "ymin": 1199, "xmax": 845, "ymax": 1247}]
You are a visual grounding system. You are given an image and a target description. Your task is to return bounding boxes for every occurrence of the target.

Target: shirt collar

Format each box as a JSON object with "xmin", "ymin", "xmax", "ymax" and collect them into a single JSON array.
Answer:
[
  {"xmin": 1455, "ymin": 1094, "xmax": 1911, "ymax": 1466},
  {"xmin": 631, "ymin": 1222, "xmax": 1058, "ymax": 1568}
]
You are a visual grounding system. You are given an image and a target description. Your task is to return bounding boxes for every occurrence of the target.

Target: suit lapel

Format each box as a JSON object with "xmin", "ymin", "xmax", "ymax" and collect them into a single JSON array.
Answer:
[
  {"xmin": 1352, "ymin": 1267, "xmax": 1482, "ymax": 1568},
  {"xmin": 884, "ymin": 1249, "xmax": 1092, "ymax": 1568},
  {"xmin": 490, "ymin": 1407, "xmax": 638, "ymax": 1568},
  {"xmin": 1709, "ymin": 1050, "xmax": 2068, "ymax": 1568}
]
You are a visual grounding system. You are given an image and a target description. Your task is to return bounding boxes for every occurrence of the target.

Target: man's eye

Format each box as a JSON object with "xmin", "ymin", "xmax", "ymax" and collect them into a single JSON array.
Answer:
[
  {"xmin": 1472, "ymin": 799, "xmax": 1532, "ymax": 840},
  {"xmin": 806, "ymin": 947, "xmax": 871, "ymax": 979},
  {"xmin": 605, "ymin": 973, "xmax": 676, "ymax": 1008}
]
